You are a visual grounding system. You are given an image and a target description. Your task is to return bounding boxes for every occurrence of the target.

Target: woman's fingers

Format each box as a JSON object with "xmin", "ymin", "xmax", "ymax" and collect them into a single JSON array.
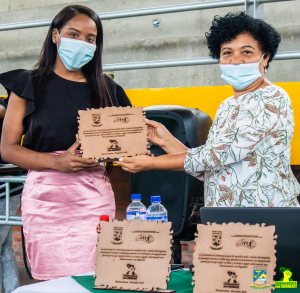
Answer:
[
  {"xmin": 145, "ymin": 119, "xmax": 170, "ymax": 148},
  {"xmin": 121, "ymin": 166, "xmax": 136, "ymax": 173},
  {"xmin": 141, "ymin": 150, "xmax": 153, "ymax": 156},
  {"xmin": 56, "ymin": 140, "xmax": 100, "ymax": 172},
  {"xmin": 115, "ymin": 157, "xmax": 134, "ymax": 167},
  {"xmin": 115, "ymin": 155, "xmax": 154, "ymax": 173},
  {"xmin": 67, "ymin": 160, "xmax": 99, "ymax": 172},
  {"xmin": 145, "ymin": 119, "xmax": 162, "ymax": 128},
  {"xmin": 115, "ymin": 160, "xmax": 132, "ymax": 170},
  {"xmin": 119, "ymin": 157, "xmax": 134, "ymax": 163},
  {"xmin": 117, "ymin": 162, "xmax": 137, "ymax": 173},
  {"xmin": 67, "ymin": 136, "xmax": 80, "ymax": 153},
  {"xmin": 73, "ymin": 155, "xmax": 99, "ymax": 166},
  {"xmin": 116, "ymin": 161, "xmax": 129, "ymax": 168},
  {"xmin": 74, "ymin": 161, "xmax": 99, "ymax": 168}
]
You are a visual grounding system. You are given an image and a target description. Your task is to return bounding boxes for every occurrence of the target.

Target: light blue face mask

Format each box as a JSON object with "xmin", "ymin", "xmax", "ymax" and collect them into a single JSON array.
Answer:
[
  {"xmin": 57, "ymin": 35, "xmax": 96, "ymax": 71},
  {"xmin": 219, "ymin": 54, "xmax": 265, "ymax": 90}
]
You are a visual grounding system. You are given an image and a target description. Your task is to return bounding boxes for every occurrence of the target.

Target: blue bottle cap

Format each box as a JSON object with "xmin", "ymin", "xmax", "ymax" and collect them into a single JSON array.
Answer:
[
  {"xmin": 151, "ymin": 196, "xmax": 161, "ymax": 203},
  {"xmin": 131, "ymin": 194, "xmax": 141, "ymax": 200}
]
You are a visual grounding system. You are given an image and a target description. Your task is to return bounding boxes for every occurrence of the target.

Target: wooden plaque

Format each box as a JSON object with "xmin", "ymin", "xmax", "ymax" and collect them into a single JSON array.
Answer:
[
  {"xmin": 193, "ymin": 223, "xmax": 277, "ymax": 293},
  {"xmin": 95, "ymin": 220, "xmax": 172, "ymax": 291},
  {"xmin": 78, "ymin": 106, "xmax": 148, "ymax": 160}
]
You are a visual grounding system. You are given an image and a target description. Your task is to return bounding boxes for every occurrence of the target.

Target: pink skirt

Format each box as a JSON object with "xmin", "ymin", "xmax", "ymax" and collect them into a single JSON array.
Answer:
[{"xmin": 21, "ymin": 152, "xmax": 115, "ymax": 280}]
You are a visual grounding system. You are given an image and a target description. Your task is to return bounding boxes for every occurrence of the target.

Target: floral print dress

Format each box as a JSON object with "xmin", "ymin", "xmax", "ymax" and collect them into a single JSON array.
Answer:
[{"xmin": 184, "ymin": 85, "xmax": 300, "ymax": 207}]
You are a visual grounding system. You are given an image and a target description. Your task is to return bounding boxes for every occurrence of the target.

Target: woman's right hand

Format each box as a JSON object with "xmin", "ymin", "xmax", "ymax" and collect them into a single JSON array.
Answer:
[
  {"xmin": 54, "ymin": 136, "xmax": 99, "ymax": 173},
  {"xmin": 146, "ymin": 119, "xmax": 188, "ymax": 154},
  {"xmin": 146, "ymin": 119, "xmax": 172, "ymax": 148}
]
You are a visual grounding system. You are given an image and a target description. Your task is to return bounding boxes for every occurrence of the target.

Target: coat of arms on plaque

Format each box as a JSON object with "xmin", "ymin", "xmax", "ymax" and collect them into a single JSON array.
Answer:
[
  {"xmin": 250, "ymin": 267, "xmax": 270, "ymax": 289},
  {"xmin": 92, "ymin": 113, "xmax": 102, "ymax": 126},
  {"xmin": 210, "ymin": 230, "xmax": 223, "ymax": 250},
  {"xmin": 112, "ymin": 227, "xmax": 123, "ymax": 244}
]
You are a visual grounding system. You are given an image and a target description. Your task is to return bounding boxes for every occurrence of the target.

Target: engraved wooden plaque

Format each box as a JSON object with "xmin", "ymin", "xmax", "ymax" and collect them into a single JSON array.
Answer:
[
  {"xmin": 95, "ymin": 220, "xmax": 172, "ymax": 291},
  {"xmin": 193, "ymin": 223, "xmax": 277, "ymax": 293},
  {"xmin": 78, "ymin": 106, "xmax": 148, "ymax": 160}
]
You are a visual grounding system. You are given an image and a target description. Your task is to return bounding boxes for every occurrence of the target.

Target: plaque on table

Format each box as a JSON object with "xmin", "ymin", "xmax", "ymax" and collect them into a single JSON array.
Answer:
[
  {"xmin": 192, "ymin": 222, "xmax": 277, "ymax": 293},
  {"xmin": 94, "ymin": 220, "xmax": 173, "ymax": 291}
]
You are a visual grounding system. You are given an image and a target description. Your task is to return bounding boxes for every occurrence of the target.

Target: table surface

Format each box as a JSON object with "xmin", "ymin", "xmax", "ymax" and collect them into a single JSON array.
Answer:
[
  {"xmin": 12, "ymin": 270, "xmax": 193, "ymax": 293},
  {"xmin": 12, "ymin": 272, "xmax": 94, "ymax": 293},
  {"xmin": 12, "ymin": 270, "xmax": 299, "ymax": 293}
]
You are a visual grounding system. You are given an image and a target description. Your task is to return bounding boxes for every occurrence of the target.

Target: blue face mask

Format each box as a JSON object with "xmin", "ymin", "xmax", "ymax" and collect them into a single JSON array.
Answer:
[
  {"xmin": 219, "ymin": 54, "xmax": 265, "ymax": 90},
  {"xmin": 57, "ymin": 36, "xmax": 96, "ymax": 71}
]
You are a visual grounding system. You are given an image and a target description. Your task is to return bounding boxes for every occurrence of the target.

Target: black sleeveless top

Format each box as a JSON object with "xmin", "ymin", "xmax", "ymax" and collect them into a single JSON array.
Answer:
[{"xmin": 0, "ymin": 69, "xmax": 131, "ymax": 152}]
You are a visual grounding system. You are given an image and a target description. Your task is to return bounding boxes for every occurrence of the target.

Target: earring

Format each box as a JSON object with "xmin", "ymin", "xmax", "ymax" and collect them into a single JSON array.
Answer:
[{"xmin": 264, "ymin": 67, "xmax": 267, "ymax": 73}]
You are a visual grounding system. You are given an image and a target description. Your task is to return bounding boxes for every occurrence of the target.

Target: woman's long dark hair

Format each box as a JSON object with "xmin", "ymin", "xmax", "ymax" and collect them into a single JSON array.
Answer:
[
  {"xmin": 34, "ymin": 5, "xmax": 111, "ymax": 107},
  {"xmin": 33, "ymin": 5, "xmax": 113, "ymax": 175}
]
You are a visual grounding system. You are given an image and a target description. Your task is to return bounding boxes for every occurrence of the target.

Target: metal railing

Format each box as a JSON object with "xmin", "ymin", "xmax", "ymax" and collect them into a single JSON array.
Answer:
[
  {"xmin": 0, "ymin": 176, "xmax": 25, "ymax": 226},
  {"xmin": 0, "ymin": 0, "xmax": 298, "ymax": 226},
  {"xmin": 103, "ymin": 51, "xmax": 300, "ymax": 72},
  {"xmin": 0, "ymin": 0, "xmax": 298, "ymax": 73},
  {"xmin": 0, "ymin": 0, "xmax": 293, "ymax": 31}
]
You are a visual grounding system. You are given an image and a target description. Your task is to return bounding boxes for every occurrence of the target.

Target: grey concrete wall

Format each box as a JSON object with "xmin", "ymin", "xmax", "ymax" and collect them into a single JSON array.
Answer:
[{"xmin": 0, "ymin": 0, "xmax": 299, "ymax": 95}]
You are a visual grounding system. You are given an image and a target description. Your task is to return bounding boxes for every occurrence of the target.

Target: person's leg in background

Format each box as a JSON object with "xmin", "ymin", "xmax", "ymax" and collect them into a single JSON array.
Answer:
[
  {"xmin": 0, "ymin": 194, "xmax": 21, "ymax": 293},
  {"xmin": 1, "ymin": 228, "xmax": 20, "ymax": 292},
  {"xmin": 0, "ymin": 222, "xmax": 11, "ymax": 292}
]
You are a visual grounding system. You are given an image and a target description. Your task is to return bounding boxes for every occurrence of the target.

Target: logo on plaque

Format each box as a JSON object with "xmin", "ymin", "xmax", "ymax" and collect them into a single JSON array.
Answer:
[
  {"xmin": 223, "ymin": 271, "xmax": 239, "ymax": 289},
  {"xmin": 123, "ymin": 264, "xmax": 138, "ymax": 280},
  {"xmin": 210, "ymin": 231, "xmax": 223, "ymax": 250},
  {"xmin": 92, "ymin": 113, "xmax": 103, "ymax": 126},
  {"xmin": 108, "ymin": 140, "xmax": 121, "ymax": 152},
  {"xmin": 274, "ymin": 267, "xmax": 297, "ymax": 288},
  {"xmin": 236, "ymin": 238, "xmax": 256, "ymax": 249},
  {"xmin": 250, "ymin": 267, "xmax": 270, "ymax": 289},
  {"xmin": 113, "ymin": 116, "xmax": 130, "ymax": 123},
  {"xmin": 135, "ymin": 234, "xmax": 154, "ymax": 244},
  {"xmin": 112, "ymin": 227, "xmax": 123, "ymax": 244}
]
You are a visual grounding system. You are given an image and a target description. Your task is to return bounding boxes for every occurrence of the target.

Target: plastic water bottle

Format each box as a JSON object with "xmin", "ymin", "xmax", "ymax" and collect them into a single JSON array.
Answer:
[
  {"xmin": 96, "ymin": 215, "xmax": 109, "ymax": 249},
  {"xmin": 96, "ymin": 215, "xmax": 109, "ymax": 234},
  {"xmin": 126, "ymin": 194, "xmax": 147, "ymax": 221},
  {"xmin": 146, "ymin": 196, "xmax": 168, "ymax": 223}
]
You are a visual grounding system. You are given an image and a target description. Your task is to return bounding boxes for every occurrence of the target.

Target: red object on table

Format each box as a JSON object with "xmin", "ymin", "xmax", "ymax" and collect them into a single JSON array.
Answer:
[{"xmin": 96, "ymin": 215, "xmax": 109, "ymax": 234}]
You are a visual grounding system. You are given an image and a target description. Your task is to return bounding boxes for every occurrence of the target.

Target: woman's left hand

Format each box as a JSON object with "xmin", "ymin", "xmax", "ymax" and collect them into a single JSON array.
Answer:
[
  {"xmin": 141, "ymin": 150, "xmax": 154, "ymax": 157},
  {"xmin": 115, "ymin": 155, "xmax": 155, "ymax": 173}
]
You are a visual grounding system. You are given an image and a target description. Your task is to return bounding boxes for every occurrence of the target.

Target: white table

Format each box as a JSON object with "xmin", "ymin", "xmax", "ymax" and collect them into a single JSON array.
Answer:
[{"xmin": 12, "ymin": 272, "xmax": 94, "ymax": 293}]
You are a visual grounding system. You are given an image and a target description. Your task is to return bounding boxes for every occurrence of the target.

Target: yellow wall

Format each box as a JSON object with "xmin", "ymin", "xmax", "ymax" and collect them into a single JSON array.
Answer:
[
  {"xmin": 1, "ymin": 82, "xmax": 299, "ymax": 163},
  {"xmin": 125, "ymin": 82, "xmax": 300, "ymax": 164}
]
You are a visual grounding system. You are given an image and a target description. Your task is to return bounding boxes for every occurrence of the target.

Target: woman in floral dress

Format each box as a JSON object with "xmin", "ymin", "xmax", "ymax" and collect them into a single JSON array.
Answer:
[{"xmin": 116, "ymin": 12, "xmax": 300, "ymax": 207}]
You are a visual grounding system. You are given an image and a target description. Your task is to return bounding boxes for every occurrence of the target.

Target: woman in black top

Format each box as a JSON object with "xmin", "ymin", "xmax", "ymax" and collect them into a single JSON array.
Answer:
[{"xmin": 0, "ymin": 5, "xmax": 131, "ymax": 280}]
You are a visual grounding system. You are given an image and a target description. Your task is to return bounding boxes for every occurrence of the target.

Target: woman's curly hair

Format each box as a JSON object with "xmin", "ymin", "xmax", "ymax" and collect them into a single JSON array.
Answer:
[{"xmin": 205, "ymin": 12, "xmax": 281, "ymax": 68}]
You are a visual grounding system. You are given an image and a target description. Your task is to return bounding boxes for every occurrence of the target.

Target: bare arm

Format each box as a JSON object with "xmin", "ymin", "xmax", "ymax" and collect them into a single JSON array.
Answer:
[{"xmin": 1, "ymin": 92, "xmax": 99, "ymax": 172}]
